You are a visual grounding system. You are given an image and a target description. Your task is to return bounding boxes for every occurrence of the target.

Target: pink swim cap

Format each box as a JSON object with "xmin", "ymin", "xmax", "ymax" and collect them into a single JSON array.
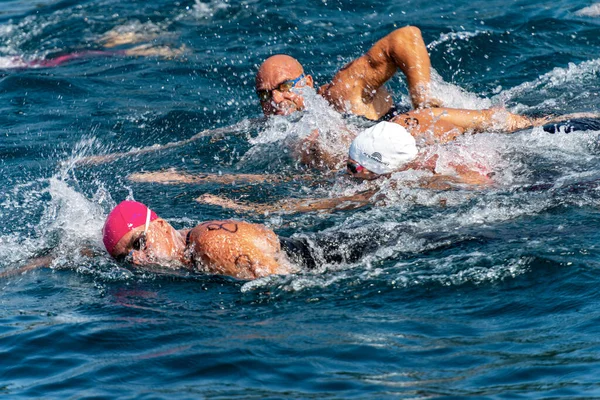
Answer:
[{"xmin": 103, "ymin": 200, "xmax": 158, "ymax": 256}]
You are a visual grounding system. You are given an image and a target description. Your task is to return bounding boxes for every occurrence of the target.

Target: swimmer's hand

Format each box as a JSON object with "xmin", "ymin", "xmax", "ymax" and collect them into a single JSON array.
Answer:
[
  {"xmin": 124, "ymin": 44, "xmax": 187, "ymax": 59},
  {"xmin": 535, "ymin": 112, "xmax": 600, "ymax": 126},
  {"xmin": 418, "ymin": 97, "xmax": 443, "ymax": 108},
  {"xmin": 99, "ymin": 29, "xmax": 160, "ymax": 48}
]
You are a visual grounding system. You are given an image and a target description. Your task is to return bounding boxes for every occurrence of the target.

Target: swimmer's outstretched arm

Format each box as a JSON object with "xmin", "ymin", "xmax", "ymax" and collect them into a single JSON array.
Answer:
[
  {"xmin": 0, "ymin": 248, "xmax": 102, "ymax": 279},
  {"xmin": 0, "ymin": 256, "xmax": 54, "ymax": 279},
  {"xmin": 128, "ymin": 170, "xmax": 314, "ymax": 185},
  {"xmin": 196, "ymin": 191, "xmax": 376, "ymax": 214},
  {"xmin": 69, "ymin": 122, "xmax": 250, "ymax": 167},
  {"xmin": 391, "ymin": 107, "xmax": 542, "ymax": 143},
  {"xmin": 540, "ymin": 112, "xmax": 600, "ymax": 125}
]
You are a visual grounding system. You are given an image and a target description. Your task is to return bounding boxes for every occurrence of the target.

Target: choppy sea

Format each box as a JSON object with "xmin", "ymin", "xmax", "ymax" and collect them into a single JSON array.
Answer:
[{"xmin": 2, "ymin": 0, "xmax": 600, "ymax": 398}]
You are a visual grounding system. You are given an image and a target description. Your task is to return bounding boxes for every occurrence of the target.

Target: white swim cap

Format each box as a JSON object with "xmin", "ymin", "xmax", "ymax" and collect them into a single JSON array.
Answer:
[{"xmin": 348, "ymin": 121, "xmax": 418, "ymax": 175}]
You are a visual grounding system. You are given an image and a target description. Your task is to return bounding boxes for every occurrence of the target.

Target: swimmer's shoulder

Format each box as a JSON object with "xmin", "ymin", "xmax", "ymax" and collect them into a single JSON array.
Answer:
[{"xmin": 189, "ymin": 220, "xmax": 278, "ymax": 250}]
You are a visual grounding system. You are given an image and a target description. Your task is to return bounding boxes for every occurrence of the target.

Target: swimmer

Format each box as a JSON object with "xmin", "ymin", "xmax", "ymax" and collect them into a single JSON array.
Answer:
[
  {"xmin": 195, "ymin": 110, "xmax": 600, "ymax": 214},
  {"xmin": 296, "ymin": 106, "xmax": 545, "ymax": 181},
  {"xmin": 1, "ymin": 24, "xmax": 185, "ymax": 71},
  {"xmin": 98, "ymin": 200, "xmax": 294, "ymax": 279},
  {"xmin": 2, "ymin": 199, "xmax": 445, "ymax": 280},
  {"xmin": 256, "ymin": 26, "xmax": 440, "ymax": 120},
  {"xmin": 104, "ymin": 200, "xmax": 397, "ymax": 278}
]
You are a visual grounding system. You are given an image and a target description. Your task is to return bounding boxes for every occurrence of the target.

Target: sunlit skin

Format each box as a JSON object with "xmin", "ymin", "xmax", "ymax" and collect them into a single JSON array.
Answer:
[
  {"xmin": 110, "ymin": 218, "xmax": 294, "ymax": 280},
  {"xmin": 256, "ymin": 26, "xmax": 437, "ymax": 120}
]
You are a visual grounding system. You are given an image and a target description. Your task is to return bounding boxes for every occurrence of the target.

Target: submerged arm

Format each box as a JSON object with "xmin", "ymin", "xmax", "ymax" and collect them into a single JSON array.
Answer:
[
  {"xmin": 68, "ymin": 122, "xmax": 251, "ymax": 167},
  {"xmin": 0, "ymin": 256, "xmax": 54, "ymax": 279}
]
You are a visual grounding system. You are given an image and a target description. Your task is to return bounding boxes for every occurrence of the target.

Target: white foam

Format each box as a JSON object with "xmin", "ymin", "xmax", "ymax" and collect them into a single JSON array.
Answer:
[
  {"xmin": 575, "ymin": 3, "xmax": 600, "ymax": 17},
  {"xmin": 427, "ymin": 30, "xmax": 488, "ymax": 51},
  {"xmin": 241, "ymin": 86, "xmax": 353, "ymax": 171},
  {"xmin": 191, "ymin": 0, "xmax": 230, "ymax": 18},
  {"xmin": 495, "ymin": 58, "xmax": 600, "ymax": 109}
]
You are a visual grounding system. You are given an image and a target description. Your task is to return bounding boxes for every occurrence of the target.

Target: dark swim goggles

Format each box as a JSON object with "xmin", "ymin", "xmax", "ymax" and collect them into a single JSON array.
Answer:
[
  {"xmin": 256, "ymin": 74, "xmax": 305, "ymax": 102},
  {"xmin": 346, "ymin": 160, "xmax": 365, "ymax": 174}
]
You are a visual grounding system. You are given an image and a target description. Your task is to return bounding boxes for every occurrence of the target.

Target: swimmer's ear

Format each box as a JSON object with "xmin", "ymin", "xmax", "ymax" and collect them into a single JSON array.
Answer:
[{"xmin": 305, "ymin": 74, "xmax": 314, "ymax": 88}]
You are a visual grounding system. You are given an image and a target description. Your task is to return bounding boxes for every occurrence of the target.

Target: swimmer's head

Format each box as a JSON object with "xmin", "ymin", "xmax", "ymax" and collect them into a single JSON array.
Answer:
[
  {"xmin": 347, "ymin": 121, "xmax": 418, "ymax": 179},
  {"xmin": 256, "ymin": 55, "xmax": 314, "ymax": 116},
  {"xmin": 103, "ymin": 200, "xmax": 158, "ymax": 256}
]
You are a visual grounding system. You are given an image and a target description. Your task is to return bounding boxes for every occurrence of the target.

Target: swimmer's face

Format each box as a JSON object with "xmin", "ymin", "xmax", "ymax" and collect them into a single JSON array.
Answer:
[
  {"xmin": 111, "ymin": 218, "xmax": 186, "ymax": 266},
  {"xmin": 256, "ymin": 55, "xmax": 314, "ymax": 116},
  {"xmin": 346, "ymin": 158, "xmax": 380, "ymax": 180}
]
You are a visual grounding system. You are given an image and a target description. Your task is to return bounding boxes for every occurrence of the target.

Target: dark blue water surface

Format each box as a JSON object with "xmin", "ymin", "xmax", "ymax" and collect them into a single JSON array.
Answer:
[{"xmin": 2, "ymin": 0, "xmax": 600, "ymax": 398}]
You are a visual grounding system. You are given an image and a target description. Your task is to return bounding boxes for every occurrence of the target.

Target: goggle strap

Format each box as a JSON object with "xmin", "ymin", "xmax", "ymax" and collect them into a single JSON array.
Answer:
[{"xmin": 144, "ymin": 207, "xmax": 151, "ymax": 233}]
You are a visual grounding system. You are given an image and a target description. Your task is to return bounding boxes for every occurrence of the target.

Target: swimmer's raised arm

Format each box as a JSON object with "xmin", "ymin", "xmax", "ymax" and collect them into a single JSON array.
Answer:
[{"xmin": 320, "ymin": 26, "xmax": 438, "ymax": 119}]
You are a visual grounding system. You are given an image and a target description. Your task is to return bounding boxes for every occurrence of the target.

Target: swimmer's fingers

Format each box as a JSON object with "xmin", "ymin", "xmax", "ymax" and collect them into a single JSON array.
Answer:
[{"xmin": 541, "ymin": 112, "xmax": 600, "ymax": 125}]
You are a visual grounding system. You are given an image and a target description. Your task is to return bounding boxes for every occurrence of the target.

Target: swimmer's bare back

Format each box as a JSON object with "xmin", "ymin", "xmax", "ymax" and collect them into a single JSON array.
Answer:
[{"xmin": 187, "ymin": 221, "xmax": 293, "ymax": 279}]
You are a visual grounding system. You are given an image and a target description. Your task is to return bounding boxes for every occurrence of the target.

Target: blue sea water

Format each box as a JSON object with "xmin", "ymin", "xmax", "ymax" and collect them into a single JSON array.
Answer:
[{"xmin": 2, "ymin": 0, "xmax": 600, "ymax": 398}]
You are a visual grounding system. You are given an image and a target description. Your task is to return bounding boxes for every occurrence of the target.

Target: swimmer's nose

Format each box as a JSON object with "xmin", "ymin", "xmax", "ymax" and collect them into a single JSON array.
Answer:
[{"xmin": 271, "ymin": 89, "xmax": 286, "ymax": 103}]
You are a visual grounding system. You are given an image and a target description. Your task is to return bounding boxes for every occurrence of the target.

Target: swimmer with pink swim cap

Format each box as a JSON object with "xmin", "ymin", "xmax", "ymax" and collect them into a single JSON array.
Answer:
[
  {"xmin": 102, "ymin": 200, "xmax": 294, "ymax": 280},
  {"xmin": 102, "ymin": 200, "xmax": 158, "ymax": 256}
]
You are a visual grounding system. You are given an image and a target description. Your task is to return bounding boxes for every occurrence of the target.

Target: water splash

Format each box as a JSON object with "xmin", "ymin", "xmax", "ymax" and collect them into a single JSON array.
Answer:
[
  {"xmin": 495, "ymin": 58, "xmax": 600, "ymax": 113},
  {"xmin": 575, "ymin": 3, "xmax": 600, "ymax": 17},
  {"xmin": 239, "ymin": 87, "xmax": 352, "ymax": 171},
  {"xmin": 191, "ymin": 0, "xmax": 230, "ymax": 19}
]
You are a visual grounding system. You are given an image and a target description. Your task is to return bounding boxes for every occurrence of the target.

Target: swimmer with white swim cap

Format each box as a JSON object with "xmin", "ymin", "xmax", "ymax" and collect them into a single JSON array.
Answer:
[
  {"xmin": 347, "ymin": 122, "xmax": 420, "ymax": 180},
  {"xmin": 346, "ymin": 107, "xmax": 551, "ymax": 181}
]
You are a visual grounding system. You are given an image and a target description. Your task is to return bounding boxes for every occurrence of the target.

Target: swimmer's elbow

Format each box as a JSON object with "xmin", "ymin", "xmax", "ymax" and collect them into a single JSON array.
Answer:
[{"xmin": 390, "ymin": 26, "xmax": 422, "ymax": 42}]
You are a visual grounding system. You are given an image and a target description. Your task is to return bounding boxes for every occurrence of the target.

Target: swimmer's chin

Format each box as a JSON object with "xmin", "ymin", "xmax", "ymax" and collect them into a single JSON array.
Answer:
[
  {"xmin": 274, "ymin": 108, "xmax": 296, "ymax": 116},
  {"xmin": 273, "ymin": 103, "xmax": 304, "ymax": 116}
]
